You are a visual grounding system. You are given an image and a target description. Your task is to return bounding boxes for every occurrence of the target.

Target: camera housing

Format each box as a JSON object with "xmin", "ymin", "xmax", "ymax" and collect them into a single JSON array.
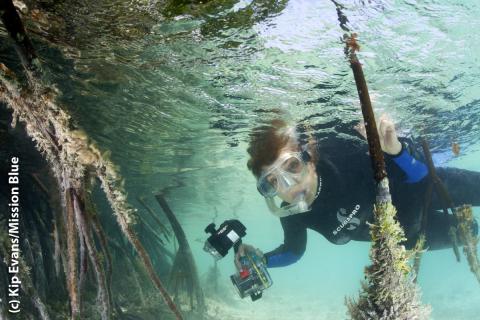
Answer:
[
  {"xmin": 230, "ymin": 251, "xmax": 273, "ymax": 301},
  {"xmin": 203, "ymin": 220, "xmax": 246, "ymax": 260},
  {"xmin": 203, "ymin": 220, "xmax": 273, "ymax": 301}
]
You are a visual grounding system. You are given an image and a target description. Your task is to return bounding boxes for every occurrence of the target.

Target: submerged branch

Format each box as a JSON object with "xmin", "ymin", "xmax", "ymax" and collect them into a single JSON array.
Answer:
[
  {"xmin": 155, "ymin": 193, "xmax": 206, "ymax": 314},
  {"xmin": 0, "ymin": 9, "xmax": 183, "ymax": 314},
  {"xmin": 0, "ymin": 0, "xmax": 40, "ymax": 79},
  {"xmin": 66, "ymin": 188, "xmax": 80, "ymax": 319},
  {"xmin": 330, "ymin": 2, "xmax": 430, "ymax": 318},
  {"xmin": 455, "ymin": 205, "xmax": 480, "ymax": 284},
  {"xmin": 73, "ymin": 191, "xmax": 110, "ymax": 320},
  {"xmin": 420, "ymin": 138, "xmax": 455, "ymax": 214},
  {"xmin": 90, "ymin": 213, "xmax": 114, "ymax": 312},
  {"xmin": 137, "ymin": 196, "xmax": 172, "ymax": 240}
]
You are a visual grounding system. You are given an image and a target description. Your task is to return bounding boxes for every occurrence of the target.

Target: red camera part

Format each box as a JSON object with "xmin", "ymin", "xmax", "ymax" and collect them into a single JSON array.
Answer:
[{"xmin": 239, "ymin": 269, "xmax": 250, "ymax": 279}]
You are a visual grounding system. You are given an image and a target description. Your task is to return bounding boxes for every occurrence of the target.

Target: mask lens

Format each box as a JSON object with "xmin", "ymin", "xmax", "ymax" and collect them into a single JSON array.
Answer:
[
  {"xmin": 257, "ymin": 174, "xmax": 278, "ymax": 197},
  {"xmin": 266, "ymin": 174, "xmax": 278, "ymax": 189},
  {"xmin": 281, "ymin": 156, "xmax": 303, "ymax": 174},
  {"xmin": 257, "ymin": 153, "xmax": 306, "ymax": 197}
]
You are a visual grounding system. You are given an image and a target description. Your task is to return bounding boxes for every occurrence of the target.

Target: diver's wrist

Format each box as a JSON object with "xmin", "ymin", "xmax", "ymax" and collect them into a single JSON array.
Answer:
[
  {"xmin": 385, "ymin": 140, "xmax": 403, "ymax": 156},
  {"xmin": 386, "ymin": 140, "xmax": 406, "ymax": 158}
]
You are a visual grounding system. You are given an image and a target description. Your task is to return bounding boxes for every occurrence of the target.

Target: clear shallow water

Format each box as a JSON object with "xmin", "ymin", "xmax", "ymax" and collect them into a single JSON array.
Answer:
[{"xmin": 2, "ymin": 0, "xmax": 480, "ymax": 319}]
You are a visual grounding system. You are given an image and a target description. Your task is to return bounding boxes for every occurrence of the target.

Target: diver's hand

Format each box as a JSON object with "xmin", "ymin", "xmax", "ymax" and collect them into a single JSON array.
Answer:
[
  {"xmin": 378, "ymin": 115, "xmax": 402, "ymax": 155},
  {"xmin": 354, "ymin": 114, "xmax": 402, "ymax": 156},
  {"xmin": 234, "ymin": 244, "xmax": 265, "ymax": 271}
]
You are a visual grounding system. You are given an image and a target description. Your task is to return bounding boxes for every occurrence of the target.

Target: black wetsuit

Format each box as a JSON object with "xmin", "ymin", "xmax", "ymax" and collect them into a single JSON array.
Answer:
[{"xmin": 264, "ymin": 136, "xmax": 480, "ymax": 268}]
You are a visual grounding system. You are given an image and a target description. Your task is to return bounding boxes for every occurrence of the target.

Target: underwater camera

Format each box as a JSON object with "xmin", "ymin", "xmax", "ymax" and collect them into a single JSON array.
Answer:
[{"xmin": 203, "ymin": 220, "xmax": 273, "ymax": 301}]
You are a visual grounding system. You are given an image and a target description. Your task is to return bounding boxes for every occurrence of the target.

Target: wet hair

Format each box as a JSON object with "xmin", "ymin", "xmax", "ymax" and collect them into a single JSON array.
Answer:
[{"xmin": 247, "ymin": 119, "xmax": 315, "ymax": 178}]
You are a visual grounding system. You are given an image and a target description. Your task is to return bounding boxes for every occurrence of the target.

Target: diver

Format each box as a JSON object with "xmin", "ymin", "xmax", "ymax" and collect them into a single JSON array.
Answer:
[{"xmin": 234, "ymin": 118, "xmax": 480, "ymax": 269}]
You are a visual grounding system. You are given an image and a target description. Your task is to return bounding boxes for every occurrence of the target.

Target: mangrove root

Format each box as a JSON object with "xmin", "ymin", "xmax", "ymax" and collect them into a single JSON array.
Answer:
[
  {"xmin": 155, "ymin": 193, "xmax": 206, "ymax": 314},
  {"xmin": 0, "ymin": 30, "xmax": 182, "ymax": 320},
  {"xmin": 330, "ymin": 3, "xmax": 431, "ymax": 317},
  {"xmin": 412, "ymin": 233, "xmax": 427, "ymax": 283},
  {"xmin": 346, "ymin": 202, "xmax": 431, "ymax": 319},
  {"xmin": 454, "ymin": 205, "xmax": 480, "ymax": 284}
]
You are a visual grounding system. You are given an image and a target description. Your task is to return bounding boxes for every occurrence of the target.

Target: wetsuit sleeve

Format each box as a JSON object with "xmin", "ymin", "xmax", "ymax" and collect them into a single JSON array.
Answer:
[
  {"xmin": 385, "ymin": 137, "xmax": 428, "ymax": 183},
  {"xmin": 263, "ymin": 217, "xmax": 307, "ymax": 268}
]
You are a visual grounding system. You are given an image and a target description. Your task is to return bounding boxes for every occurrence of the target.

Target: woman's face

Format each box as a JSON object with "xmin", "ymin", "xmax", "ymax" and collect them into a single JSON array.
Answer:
[{"xmin": 260, "ymin": 143, "xmax": 318, "ymax": 205}]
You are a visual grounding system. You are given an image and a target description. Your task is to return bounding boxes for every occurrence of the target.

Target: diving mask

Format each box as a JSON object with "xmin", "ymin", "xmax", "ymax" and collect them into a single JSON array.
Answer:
[
  {"xmin": 257, "ymin": 151, "xmax": 312, "ymax": 217},
  {"xmin": 256, "ymin": 151, "xmax": 309, "ymax": 198}
]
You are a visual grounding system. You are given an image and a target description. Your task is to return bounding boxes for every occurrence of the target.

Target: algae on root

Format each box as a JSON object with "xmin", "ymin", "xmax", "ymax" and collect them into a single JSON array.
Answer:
[
  {"xmin": 346, "ymin": 199, "xmax": 431, "ymax": 320},
  {"xmin": 455, "ymin": 204, "xmax": 480, "ymax": 284}
]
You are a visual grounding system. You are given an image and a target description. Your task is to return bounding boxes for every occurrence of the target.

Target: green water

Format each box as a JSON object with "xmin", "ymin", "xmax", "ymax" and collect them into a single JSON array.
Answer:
[{"xmin": 1, "ymin": 0, "xmax": 480, "ymax": 319}]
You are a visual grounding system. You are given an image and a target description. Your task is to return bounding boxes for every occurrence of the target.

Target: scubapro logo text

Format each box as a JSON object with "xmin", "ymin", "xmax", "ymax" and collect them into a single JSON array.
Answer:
[{"xmin": 333, "ymin": 204, "xmax": 361, "ymax": 235}]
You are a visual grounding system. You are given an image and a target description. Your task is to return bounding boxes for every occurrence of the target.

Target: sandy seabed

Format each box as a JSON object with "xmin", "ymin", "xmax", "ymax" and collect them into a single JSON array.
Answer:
[
  {"xmin": 202, "ymin": 292, "xmax": 346, "ymax": 320},
  {"xmin": 201, "ymin": 290, "xmax": 480, "ymax": 320}
]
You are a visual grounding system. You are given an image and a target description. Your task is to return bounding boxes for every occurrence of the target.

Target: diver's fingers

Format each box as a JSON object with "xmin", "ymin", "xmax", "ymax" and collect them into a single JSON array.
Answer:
[
  {"xmin": 384, "ymin": 121, "xmax": 396, "ymax": 141},
  {"xmin": 378, "ymin": 117, "xmax": 387, "ymax": 137},
  {"xmin": 234, "ymin": 256, "xmax": 242, "ymax": 271},
  {"xmin": 379, "ymin": 113, "xmax": 391, "ymax": 124},
  {"xmin": 381, "ymin": 118, "xmax": 397, "ymax": 143},
  {"xmin": 234, "ymin": 244, "xmax": 250, "ymax": 270},
  {"xmin": 243, "ymin": 244, "xmax": 256, "ymax": 254},
  {"xmin": 376, "ymin": 124, "xmax": 386, "ymax": 151},
  {"xmin": 238, "ymin": 244, "xmax": 245, "ymax": 256},
  {"xmin": 237, "ymin": 244, "xmax": 250, "ymax": 258},
  {"xmin": 354, "ymin": 121, "xmax": 367, "ymax": 139},
  {"xmin": 234, "ymin": 247, "xmax": 244, "ymax": 270},
  {"xmin": 379, "ymin": 114, "xmax": 394, "ymax": 136}
]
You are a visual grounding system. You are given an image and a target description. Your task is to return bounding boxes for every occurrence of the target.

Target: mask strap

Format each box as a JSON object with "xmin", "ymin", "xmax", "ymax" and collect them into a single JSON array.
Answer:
[
  {"xmin": 301, "ymin": 148, "xmax": 311, "ymax": 162},
  {"xmin": 297, "ymin": 122, "xmax": 316, "ymax": 163}
]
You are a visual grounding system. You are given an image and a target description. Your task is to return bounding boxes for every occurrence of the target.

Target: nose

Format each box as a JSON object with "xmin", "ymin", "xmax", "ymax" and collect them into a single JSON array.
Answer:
[
  {"xmin": 277, "ymin": 177, "xmax": 305, "ymax": 199},
  {"xmin": 277, "ymin": 175, "xmax": 301, "ymax": 191}
]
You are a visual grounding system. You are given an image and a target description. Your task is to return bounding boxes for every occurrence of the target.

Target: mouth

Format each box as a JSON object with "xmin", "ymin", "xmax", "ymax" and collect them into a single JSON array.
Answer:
[{"xmin": 288, "ymin": 189, "xmax": 306, "ymax": 202}]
